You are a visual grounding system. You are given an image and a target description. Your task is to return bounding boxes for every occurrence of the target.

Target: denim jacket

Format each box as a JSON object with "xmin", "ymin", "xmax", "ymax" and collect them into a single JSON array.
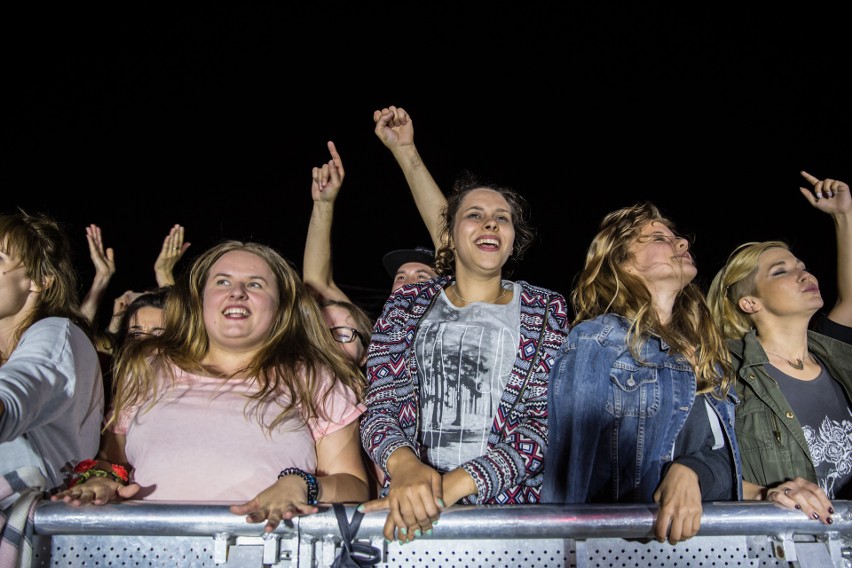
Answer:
[{"xmin": 542, "ymin": 313, "xmax": 743, "ymax": 504}]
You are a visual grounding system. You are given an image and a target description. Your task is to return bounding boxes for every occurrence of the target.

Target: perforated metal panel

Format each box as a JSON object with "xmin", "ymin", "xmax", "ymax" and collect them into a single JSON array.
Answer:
[
  {"xmin": 575, "ymin": 536, "xmax": 790, "ymax": 567},
  {"xmin": 32, "ymin": 535, "xmax": 221, "ymax": 567},
  {"xmin": 383, "ymin": 535, "xmax": 801, "ymax": 567},
  {"xmin": 30, "ymin": 534, "xmax": 822, "ymax": 567},
  {"xmin": 385, "ymin": 537, "xmax": 571, "ymax": 567}
]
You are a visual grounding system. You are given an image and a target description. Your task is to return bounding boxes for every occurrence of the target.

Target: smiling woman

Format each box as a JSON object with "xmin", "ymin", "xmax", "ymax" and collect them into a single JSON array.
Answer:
[
  {"xmin": 51, "ymin": 240, "xmax": 370, "ymax": 533},
  {"xmin": 359, "ymin": 167, "xmax": 570, "ymax": 544}
]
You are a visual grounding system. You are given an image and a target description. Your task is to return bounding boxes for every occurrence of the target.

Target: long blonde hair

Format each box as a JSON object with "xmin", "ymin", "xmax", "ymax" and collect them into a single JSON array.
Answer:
[
  {"xmin": 573, "ymin": 202, "xmax": 732, "ymax": 395},
  {"xmin": 707, "ymin": 241, "xmax": 790, "ymax": 340},
  {"xmin": 107, "ymin": 240, "xmax": 365, "ymax": 432}
]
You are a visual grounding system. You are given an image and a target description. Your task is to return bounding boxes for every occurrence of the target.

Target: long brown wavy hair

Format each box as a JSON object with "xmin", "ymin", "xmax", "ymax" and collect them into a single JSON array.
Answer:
[
  {"xmin": 572, "ymin": 202, "xmax": 732, "ymax": 396},
  {"xmin": 107, "ymin": 240, "xmax": 365, "ymax": 432}
]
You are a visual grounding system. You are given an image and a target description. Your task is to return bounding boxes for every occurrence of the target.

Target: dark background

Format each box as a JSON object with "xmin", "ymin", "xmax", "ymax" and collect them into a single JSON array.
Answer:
[{"xmin": 5, "ymin": 5, "xmax": 851, "ymax": 323}]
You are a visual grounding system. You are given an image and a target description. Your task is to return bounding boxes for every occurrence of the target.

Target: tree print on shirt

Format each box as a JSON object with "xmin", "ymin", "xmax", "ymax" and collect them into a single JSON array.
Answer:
[{"xmin": 417, "ymin": 317, "xmax": 516, "ymax": 471}]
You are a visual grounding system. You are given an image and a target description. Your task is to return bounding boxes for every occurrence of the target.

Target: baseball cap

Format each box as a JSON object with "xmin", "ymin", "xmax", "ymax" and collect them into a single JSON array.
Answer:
[{"xmin": 382, "ymin": 246, "xmax": 435, "ymax": 278}]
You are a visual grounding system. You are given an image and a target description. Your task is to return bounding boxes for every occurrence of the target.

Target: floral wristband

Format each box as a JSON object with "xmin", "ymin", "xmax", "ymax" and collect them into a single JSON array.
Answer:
[
  {"xmin": 69, "ymin": 459, "xmax": 130, "ymax": 487},
  {"xmin": 278, "ymin": 467, "xmax": 318, "ymax": 505}
]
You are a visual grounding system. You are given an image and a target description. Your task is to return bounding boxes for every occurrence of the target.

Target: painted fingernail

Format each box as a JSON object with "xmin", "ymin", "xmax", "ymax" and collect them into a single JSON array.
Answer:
[
  {"xmin": 400, "ymin": 527, "xmax": 407, "ymax": 535},
  {"xmin": 357, "ymin": 504, "xmax": 365, "ymax": 512},
  {"xmin": 437, "ymin": 499, "xmax": 445, "ymax": 508},
  {"xmin": 414, "ymin": 529, "xmax": 422, "ymax": 537},
  {"xmin": 816, "ymin": 192, "xmax": 823, "ymax": 199},
  {"xmin": 426, "ymin": 529, "xmax": 433, "ymax": 536},
  {"xmin": 829, "ymin": 507, "xmax": 835, "ymax": 514},
  {"xmin": 385, "ymin": 538, "xmax": 392, "ymax": 544},
  {"xmin": 795, "ymin": 505, "xmax": 801, "ymax": 510},
  {"xmin": 813, "ymin": 512, "xmax": 820, "ymax": 520},
  {"xmin": 828, "ymin": 517, "xmax": 834, "ymax": 524}
]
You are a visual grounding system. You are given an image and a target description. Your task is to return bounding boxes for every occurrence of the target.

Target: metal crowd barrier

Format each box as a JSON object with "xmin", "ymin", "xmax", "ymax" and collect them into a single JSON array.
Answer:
[{"xmin": 30, "ymin": 500, "xmax": 852, "ymax": 567}]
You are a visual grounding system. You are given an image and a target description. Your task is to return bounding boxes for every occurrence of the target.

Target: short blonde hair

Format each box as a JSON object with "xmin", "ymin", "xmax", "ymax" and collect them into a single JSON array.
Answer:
[{"xmin": 707, "ymin": 241, "xmax": 790, "ymax": 340}]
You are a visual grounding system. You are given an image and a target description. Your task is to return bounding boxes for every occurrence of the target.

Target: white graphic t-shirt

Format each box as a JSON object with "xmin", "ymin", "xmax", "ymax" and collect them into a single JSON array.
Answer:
[{"xmin": 415, "ymin": 282, "xmax": 520, "ymax": 473}]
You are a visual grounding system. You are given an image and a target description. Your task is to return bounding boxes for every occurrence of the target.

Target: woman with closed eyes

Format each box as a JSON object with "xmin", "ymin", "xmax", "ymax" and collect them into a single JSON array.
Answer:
[
  {"xmin": 543, "ymin": 202, "xmax": 742, "ymax": 546},
  {"xmin": 706, "ymin": 171, "xmax": 852, "ymax": 526}
]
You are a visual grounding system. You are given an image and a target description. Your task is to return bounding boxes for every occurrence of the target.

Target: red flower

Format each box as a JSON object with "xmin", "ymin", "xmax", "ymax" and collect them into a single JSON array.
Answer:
[
  {"xmin": 111, "ymin": 464, "xmax": 130, "ymax": 482},
  {"xmin": 73, "ymin": 459, "xmax": 97, "ymax": 473}
]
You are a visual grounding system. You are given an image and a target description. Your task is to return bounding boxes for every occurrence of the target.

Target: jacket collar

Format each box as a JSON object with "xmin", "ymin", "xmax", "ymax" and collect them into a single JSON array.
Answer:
[{"xmin": 730, "ymin": 329, "xmax": 769, "ymax": 369}]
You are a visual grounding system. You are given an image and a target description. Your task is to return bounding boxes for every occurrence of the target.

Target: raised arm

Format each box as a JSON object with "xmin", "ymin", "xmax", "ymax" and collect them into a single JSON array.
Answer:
[
  {"xmin": 373, "ymin": 105, "xmax": 448, "ymax": 249},
  {"xmin": 153, "ymin": 224, "xmax": 190, "ymax": 287},
  {"xmin": 80, "ymin": 224, "xmax": 116, "ymax": 324},
  {"xmin": 799, "ymin": 171, "xmax": 852, "ymax": 327},
  {"xmin": 302, "ymin": 140, "xmax": 350, "ymax": 303},
  {"xmin": 106, "ymin": 289, "xmax": 143, "ymax": 335}
]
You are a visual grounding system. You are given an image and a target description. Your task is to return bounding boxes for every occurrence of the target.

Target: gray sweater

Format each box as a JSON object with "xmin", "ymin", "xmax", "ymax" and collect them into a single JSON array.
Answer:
[{"xmin": 0, "ymin": 317, "xmax": 104, "ymax": 508}]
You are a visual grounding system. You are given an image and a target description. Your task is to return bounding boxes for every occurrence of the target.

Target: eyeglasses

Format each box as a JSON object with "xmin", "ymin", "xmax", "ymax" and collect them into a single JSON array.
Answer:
[{"xmin": 329, "ymin": 326, "xmax": 366, "ymax": 346}]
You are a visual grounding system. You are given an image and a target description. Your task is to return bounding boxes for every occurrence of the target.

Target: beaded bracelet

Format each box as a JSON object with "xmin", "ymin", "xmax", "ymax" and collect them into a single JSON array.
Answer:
[
  {"xmin": 69, "ymin": 459, "xmax": 130, "ymax": 487},
  {"xmin": 278, "ymin": 467, "xmax": 318, "ymax": 505}
]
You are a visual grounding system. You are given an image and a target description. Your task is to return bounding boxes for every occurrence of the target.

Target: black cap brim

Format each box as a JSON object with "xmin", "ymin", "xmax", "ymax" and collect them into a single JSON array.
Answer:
[{"xmin": 382, "ymin": 247, "xmax": 435, "ymax": 278}]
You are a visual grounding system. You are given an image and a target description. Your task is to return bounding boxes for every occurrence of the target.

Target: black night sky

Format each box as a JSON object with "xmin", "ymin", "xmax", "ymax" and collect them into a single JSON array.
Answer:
[{"xmin": 5, "ymin": 5, "xmax": 851, "ymax": 322}]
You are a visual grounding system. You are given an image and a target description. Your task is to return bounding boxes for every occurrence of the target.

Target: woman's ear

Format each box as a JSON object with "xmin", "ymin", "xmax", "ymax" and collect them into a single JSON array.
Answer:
[
  {"xmin": 30, "ymin": 274, "xmax": 54, "ymax": 293},
  {"xmin": 738, "ymin": 296, "xmax": 760, "ymax": 314}
]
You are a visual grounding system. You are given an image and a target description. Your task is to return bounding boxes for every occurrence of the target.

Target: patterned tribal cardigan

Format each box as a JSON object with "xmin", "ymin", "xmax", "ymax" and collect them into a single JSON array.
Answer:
[{"xmin": 360, "ymin": 275, "xmax": 569, "ymax": 504}]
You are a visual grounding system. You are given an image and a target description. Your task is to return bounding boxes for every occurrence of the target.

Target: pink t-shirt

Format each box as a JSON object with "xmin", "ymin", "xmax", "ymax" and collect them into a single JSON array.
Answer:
[{"xmin": 113, "ymin": 363, "xmax": 365, "ymax": 503}]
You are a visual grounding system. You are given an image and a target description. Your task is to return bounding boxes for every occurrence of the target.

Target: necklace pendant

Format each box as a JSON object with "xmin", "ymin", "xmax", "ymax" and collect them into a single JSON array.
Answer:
[{"xmin": 763, "ymin": 347, "xmax": 808, "ymax": 371}]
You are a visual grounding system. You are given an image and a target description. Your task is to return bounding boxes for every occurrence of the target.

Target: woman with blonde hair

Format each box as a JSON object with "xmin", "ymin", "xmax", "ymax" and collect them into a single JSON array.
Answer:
[
  {"xmin": 706, "ymin": 171, "xmax": 852, "ymax": 526},
  {"xmin": 543, "ymin": 202, "xmax": 741, "ymax": 545},
  {"xmin": 53, "ymin": 240, "xmax": 369, "ymax": 532}
]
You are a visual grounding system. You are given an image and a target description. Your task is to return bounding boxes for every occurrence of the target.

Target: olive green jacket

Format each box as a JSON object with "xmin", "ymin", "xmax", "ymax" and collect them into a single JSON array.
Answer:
[{"xmin": 730, "ymin": 329, "xmax": 852, "ymax": 488}]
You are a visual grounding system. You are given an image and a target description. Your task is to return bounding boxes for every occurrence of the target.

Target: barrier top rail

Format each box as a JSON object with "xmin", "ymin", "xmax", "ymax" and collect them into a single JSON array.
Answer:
[{"xmin": 33, "ymin": 500, "xmax": 852, "ymax": 540}]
